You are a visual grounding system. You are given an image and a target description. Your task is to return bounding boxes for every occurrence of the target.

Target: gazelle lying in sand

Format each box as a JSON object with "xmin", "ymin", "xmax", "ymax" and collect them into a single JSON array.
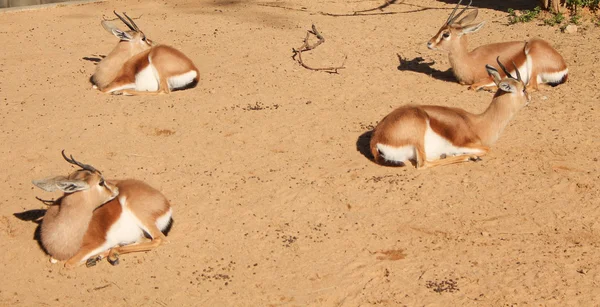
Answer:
[
  {"xmin": 427, "ymin": 0, "xmax": 567, "ymax": 91},
  {"xmin": 91, "ymin": 11, "xmax": 199, "ymax": 95},
  {"xmin": 33, "ymin": 151, "xmax": 172, "ymax": 268},
  {"xmin": 370, "ymin": 58, "xmax": 530, "ymax": 169}
]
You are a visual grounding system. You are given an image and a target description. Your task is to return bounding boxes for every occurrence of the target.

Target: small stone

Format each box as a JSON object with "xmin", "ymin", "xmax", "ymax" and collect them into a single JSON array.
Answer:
[
  {"xmin": 563, "ymin": 24, "xmax": 578, "ymax": 34},
  {"xmin": 481, "ymin": 231, "xmax": 490, "ymax": 237}
]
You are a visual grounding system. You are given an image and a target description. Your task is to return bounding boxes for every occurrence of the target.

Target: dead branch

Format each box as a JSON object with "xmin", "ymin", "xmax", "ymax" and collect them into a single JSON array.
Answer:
[
  {"xmin": 291, "ymin": 25, "xmax": 346, "ymax": 74},
  {"xmin": 256, "ymin": 3, "xmax": 308, "ymax": 13},
  {"xmin": 321, "ymin": 0, "xmax": 403, "ymax": 16},
  {"xmin": 319, "ymin": 1, "xmax": 450, "ymax": 17},
  {"xmin": 354, "ymin": 0, "xmax": 398, "ymax": 13}
]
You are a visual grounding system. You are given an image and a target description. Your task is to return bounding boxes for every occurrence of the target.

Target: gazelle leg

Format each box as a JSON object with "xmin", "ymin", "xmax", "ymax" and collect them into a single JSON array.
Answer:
[
  {"xmin": 106, "ymin": 226, "xmax": 167, "ymax": 265},
  {"xmin": 112, "ymin": 79, "xmax": 170, "ymax": 96},
  {"xmin": 64, "ymin": 244, "xmax": 109, "ymax": 269},
  {"xmin": 159, "ymin": 78, "xmax": 171, "ymax": 94},
  {"xmin": 116, "ymin": 89, "xmax": 167, "ymax": 96},
  {"xmin": 420, "ymin": 147, "xmax": 489, "ymax": 169},
  {"xmin": 414, "ymin": 144, "xmax": 427, "ymax": 169},
  {"xmin": 469, "ymin": 77, "xmax": 497, "ymax": 91},
  {"xmin": 420, "ymin": 154, "xmax": 475, "ymax": 169},
  {"xmin": 527, "ymin": 74, "xmax": 540, "ymax": 91}
]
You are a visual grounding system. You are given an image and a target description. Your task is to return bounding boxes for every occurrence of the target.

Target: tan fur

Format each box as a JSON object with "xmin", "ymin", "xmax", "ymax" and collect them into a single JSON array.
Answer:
[
  {"xmin": 34, "ymin": 154, "xmax": 172, "ymax": 268},
  {"xmin": 370, "ymin": 65, "xmax": 530, "ymax": 169},
  {"xmin": 91, "ymin": 37, "xmax": 150, "ymax": 90},
  {"xmin": 92, "ymin": 12, "xmax": 199, "ymax": 95},
  {"xmin": 40, "ymin": 170, "xmax": 117, "ymax": 261},
  {"xmin": 428, "ymin": 5, "xmax": 567, "ymax": 90}
]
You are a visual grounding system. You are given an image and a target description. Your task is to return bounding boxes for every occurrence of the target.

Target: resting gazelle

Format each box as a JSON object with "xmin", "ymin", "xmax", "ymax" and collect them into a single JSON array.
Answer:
[
  {"xmin": 427, "ymin": 0, "xmax": 567, "ymax": 90},
  {"xmin": 92, "ymin": 11, "xmax": 199, "ymax": 95},
  {"xmin": 33, "ymin": 151, "xmax": 173, "ymax": 268},
  {"xmin": 370, "ymin": 58, "xmax": 530, "ymax": 169}
]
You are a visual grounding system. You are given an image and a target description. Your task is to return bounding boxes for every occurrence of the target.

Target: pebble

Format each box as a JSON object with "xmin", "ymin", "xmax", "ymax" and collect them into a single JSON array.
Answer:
[{"xmin": 563, "ymin": 24, "xmax": 578, "ymax": 34}]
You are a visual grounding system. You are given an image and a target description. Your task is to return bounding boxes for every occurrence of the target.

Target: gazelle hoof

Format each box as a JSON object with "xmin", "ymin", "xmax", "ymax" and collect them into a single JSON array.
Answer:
[
  {"xmin": 86, "ymin": 255, "xmax": 102, "ymax": 268},
  {"xmin": 108, "ymin": 253, "xmax": 120, "ymax": 266},
  {"xmin": 469, "ymin": 156, "xmax": 482, "ymax": 162}
]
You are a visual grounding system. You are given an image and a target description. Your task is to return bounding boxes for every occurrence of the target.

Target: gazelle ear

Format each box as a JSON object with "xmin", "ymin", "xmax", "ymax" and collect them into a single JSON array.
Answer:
[
  {"xmin": 456, "ymin": 9, "xmax": 478, "ymax": 26},
  {"xmin": 498, "ymin": 81, "xmax": 518, "ymax": 93},
  {"xmin": 102, "ymin": 21, "xmax": 132, "ymax": 40},
  {"xmin": 32, "ymin": 176, "xmax": 89, "ymax": 193},
  {"xmin": 485, "ymin": 64, "xmax": 502, "ymax": 85},
  {"xmin": 460, "ymin": 21, "xmax": 485, "ymax": 35}
]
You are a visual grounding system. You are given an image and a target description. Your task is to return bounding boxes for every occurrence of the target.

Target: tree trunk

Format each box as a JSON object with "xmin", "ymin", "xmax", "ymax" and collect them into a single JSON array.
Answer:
[{"xmin": 539, "ymin": 0, "xmax": 562, "ymax": 12}]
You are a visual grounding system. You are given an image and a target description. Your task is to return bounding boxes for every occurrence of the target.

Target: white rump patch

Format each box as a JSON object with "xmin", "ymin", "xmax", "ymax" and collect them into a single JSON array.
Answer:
[
  {"xmin": 168, "ymin": 70, "xmax": 197, "ymax": 90},
  {"xmin": 376, "ymin": 143, "xmax": 415, "ymax": 164},
  {"xmin": 135, "ymin": 64, "xmax": 160, "ymax": 92},
  {"xmin": 423, "ymin": 121, "xmax": 485, "ymax": 161},
  {"xmin": 538, "ymin": 68, "xmax": 568, "ymax": 84},
  {"xmin": 156, "ymin": 208, "xmax": 173, "ymax": 232}
]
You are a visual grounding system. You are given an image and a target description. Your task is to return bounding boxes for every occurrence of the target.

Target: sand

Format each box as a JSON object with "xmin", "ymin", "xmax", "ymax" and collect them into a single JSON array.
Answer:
[{"xmin": 0, "ymin": 0, "xmax": 599, "ymax": 305}]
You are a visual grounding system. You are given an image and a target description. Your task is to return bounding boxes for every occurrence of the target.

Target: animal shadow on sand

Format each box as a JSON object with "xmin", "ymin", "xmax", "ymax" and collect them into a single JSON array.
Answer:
[
  {"xmin": 13, "ymin": 208, "xmax": 47, "ymax": 254},
  {"xmin": 82, "ymin": 55, "xmax": 105, "ymax": 64},
  {"xmin": 83, "ymin": 55, "xmax": 105, "ymax": 85},
  {"xmin": 357, "ymin": 130, "xmax": 375, "ymax": 162},
  {"xmin": 397, "ymin": 54, "xmax": 456, "ymax": 83}
]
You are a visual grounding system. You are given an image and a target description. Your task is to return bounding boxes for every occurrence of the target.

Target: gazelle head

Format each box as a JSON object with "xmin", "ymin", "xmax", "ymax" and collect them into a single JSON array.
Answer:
[
  {"xmin": 32, "ymin": 151, "xmax": 119, "ymax": 207},
  {"xmin": 486, "ymin": 57, "xmax": 531, "ymax": 105},
  {"xmin": 427, "ymin": 0, "xmax": 485, "ymax": 52},
  {"xmin": 101, "ymin": 11, "xmax": 155, "ymax": 51}
]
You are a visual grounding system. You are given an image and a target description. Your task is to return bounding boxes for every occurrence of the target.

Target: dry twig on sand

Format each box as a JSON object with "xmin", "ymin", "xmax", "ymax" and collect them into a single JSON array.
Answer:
[
  {"xmin": 292, "ymin": 25, "xmax": 346, "ymax": 74},
  {"xmin": 354, "ymin": 0, "xmax": 398, "ymax": 14},
  {"xmin": 321, "ymin": 0, "xmax": 402, "ymax": 16}
]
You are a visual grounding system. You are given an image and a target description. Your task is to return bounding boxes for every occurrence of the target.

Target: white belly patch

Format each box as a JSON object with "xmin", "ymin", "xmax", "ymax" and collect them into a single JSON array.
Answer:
[
  {"xmin": 135, "ymin": 64, "xmax": 159, "ymax": 92},
  {"xmin": 106, "ymin": 208, "xmax": 145, "ymax": 246},
  {"xmin": 423, "ymin": 122, "xmax": 484, "ymax": 160}
]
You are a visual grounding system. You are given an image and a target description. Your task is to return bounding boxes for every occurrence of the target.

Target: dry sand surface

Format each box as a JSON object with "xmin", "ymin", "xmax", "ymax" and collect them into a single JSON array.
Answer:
[{"xmin": 1, "ymin": 0, "xmax": 599, "ymax": 305}]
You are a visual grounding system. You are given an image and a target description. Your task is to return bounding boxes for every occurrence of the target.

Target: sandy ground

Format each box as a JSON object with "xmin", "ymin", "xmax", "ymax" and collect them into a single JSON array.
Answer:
[{"xmin": 0, "ymin": 0, "xmax": 599, "ymax": 305}]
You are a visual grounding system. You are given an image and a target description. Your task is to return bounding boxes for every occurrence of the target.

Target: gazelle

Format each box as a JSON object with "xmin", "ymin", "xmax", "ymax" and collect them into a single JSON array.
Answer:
[
  {"xmin": 427, "ymin": 0, "xmax": 567, "ymax": 90},
  {"xmin": 33, "ymin": 151, "xmax": 173, "ymax": 268},
  {"xmin": 91, "ymin": 11, "xmax": 199, "ymax": 95},
  {"xmin": 370, "ymin": 58, "xmax": 530, "ymax": 169}
]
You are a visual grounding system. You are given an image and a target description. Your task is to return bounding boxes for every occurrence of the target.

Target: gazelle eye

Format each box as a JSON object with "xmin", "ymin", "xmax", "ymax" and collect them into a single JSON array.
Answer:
[
  {"xmin": 99, "ymin": 179, "xmax": 105, "ymax": 186},
  {"xmin": 442, "ymin": 32, "xmax": 450, "ymax": 39}
]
